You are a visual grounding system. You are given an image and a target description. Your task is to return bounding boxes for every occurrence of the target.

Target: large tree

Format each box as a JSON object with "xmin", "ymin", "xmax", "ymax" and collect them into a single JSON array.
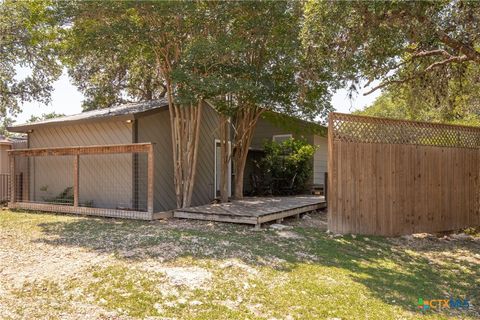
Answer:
[
  {"xmin": 302, "ymin": 0, "xmax": 480, "ymax": 117},
  {"xmin": 61, "ymin": 1, "xmax": 228, "ymax": 208},
  {"xmin": 0, "ymin": 0, "xmax": 62, "ymax": 126},
  {"xmin": 357, "ymin": 64, "xmax": 480, "ymax": 126},
  {"xmin": 175, "ymin": 1, "xmax": 334, "ymax": 200}
]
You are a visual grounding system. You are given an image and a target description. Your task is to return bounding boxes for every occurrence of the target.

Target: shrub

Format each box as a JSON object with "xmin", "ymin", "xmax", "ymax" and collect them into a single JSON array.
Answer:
[{"xmin": 254, "ymin": 138, "xmax": 315, "ymax": 195}]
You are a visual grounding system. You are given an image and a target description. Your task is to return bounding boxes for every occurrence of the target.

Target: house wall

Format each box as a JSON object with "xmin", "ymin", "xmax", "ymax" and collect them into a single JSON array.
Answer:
[
  {"xmin": 0, "ymin": 144, "xmax": 10, "ymax": 174},
  {"xmin": 250, "ymin": 117, "xmax": 313, "ymax": 150},
  {"xmin": 313, "ymin": 135, "xmax": 328, "ymax": 186},
  {"xmin": 136, "ymin": 109, "xmax": 176, "ymax": 212},
  {"xmin": 137, "ymin": 102, "xmax": 220, "ymax": 212},
  {"xmin": 28, "ymin": 121, "xmax": 133, "ymax": 209},
  {"xmin": 193, "ymin": 103, "xmax": 221, "ymax": 205},
  {"xmin": 247, "ymin": 117, "xmax": 328, "ymax": 192},
  {"xmin": 0, "ymin": 144, "xmax": 11, "ymax": 202}
]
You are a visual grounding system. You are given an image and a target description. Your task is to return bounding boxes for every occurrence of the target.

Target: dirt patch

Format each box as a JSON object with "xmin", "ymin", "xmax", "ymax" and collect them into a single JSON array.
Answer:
[
  {"xmin": 144, "ymin": 264, "xmax": 212, "ymax": 289},
  {"xmin": 282, "ymin": 209, "xmax": 328, "ymax": 229}
]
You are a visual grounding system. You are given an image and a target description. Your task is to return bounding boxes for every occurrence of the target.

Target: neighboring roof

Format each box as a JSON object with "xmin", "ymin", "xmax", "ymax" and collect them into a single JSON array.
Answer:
[
  {"xmin": 0, "ymin": 135, "xmax": 26, "ymax": 146},
  {"xmin": 0, "ymin": 136, "xmax": 12, "ymax": 146},
  {"xmin": 8, "ymin": 98, "xmax": 169, "ymax": 133}
]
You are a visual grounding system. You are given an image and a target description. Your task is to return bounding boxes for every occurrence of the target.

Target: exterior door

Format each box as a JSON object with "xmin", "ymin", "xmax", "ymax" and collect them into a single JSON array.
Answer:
[{"xmin": 214, "ymin": 140, "xmax": 231, "ymax": 198}]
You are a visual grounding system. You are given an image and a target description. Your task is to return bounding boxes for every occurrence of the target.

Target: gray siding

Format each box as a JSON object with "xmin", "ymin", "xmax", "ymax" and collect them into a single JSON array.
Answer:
[
  {"xmin": 137, "ymin": 109, "xmax": 176, "ymax": 212},
  {"xmin": 249, "ymin": 117, "xmax": 328, "ymax": 190},
  {"xmin": 251, "ymin": 118, "xmax": 312, "ymax": 150},
  {"xmin": 0, "ymin": 144, "xmax": 10, "ymax": 174},
  {"xmin": 192, "ymin": 103, "xmax": 220, "ymax": 206},
  {"xmin": 137, "ymin": 102, "xmax": 220, "ymax": 211},
  {"xmin": 313, "ymin": 135, "xmax": 328, "ymax": 186},
  {"xmin": 28, "ymin": 121, "xmax": 133, "ymax": 209}
]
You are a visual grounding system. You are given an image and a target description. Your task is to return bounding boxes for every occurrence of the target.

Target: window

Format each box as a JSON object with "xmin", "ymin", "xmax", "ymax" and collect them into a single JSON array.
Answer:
[{"xmin": 272, "ymin": 134, "xmax": 293, "ymax": 144}]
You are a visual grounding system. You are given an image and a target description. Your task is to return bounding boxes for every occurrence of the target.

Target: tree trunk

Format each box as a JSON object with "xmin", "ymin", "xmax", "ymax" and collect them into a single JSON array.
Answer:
[
  {"xmin": 232, "ymin": 106, "xmax": 263, "ymax": 199},
  {"xmin": 167, "ymin": 90, "xmax": 203, "ymax": 208},
  {"xmin": 154, "ymin": 50, "xmax": 203, "ymax": 209},
  {"xmin": 219, "ymin": 114, "xmax": 230, "ymax": 203}
]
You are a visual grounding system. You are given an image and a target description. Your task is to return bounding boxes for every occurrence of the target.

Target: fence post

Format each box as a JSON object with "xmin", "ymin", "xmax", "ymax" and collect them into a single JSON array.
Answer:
[
  {"xmin": 73, "ymin": 154, "xmax": 79, "ymax": 207},
  {"xmin": 147, "ymin": 144, "xmax": 154, "ymax": 214},
  {"xmin": 327, "ymin": 113, "xmax": 334, "ymax": 226},
  {"xmin": 9, "ymin": 154, "xmax": 15, "ymax": 205}
]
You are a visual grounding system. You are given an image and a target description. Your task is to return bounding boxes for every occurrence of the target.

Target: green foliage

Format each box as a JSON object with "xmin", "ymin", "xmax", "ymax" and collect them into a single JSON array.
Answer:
[
  {"xmin": 28, "ymin": 111, "xmax": 65, "ymax": 123},
  {"xmin": 59, "ymin": 1, "xmax": 230, "ymax": 110},
  {"xmin": 256, "ymin": 138, "xmax": 315, "ymax": 195},
  {"xmin": 302, "ymin": 1, "xmax": 480, "ymax": 119},
  {"xmin": 59, "ymin": 1, "xmax": 334, "ymax": 120},
  {"xmin": 174, "ymin": 1, "xmax": 334, "ymax": 121},
  {"xmin": 358, "ymin": 71, "xmax": 480, "ymax": 127},
  {"xmin": 0, "ymin": 0, "xmax": 62, "ymax": 119},
  {"xmin": 0, "ymin": 116, "xmax": 13, "ymax": 137},
  {"xmin": 59, "ymin": 1, "xmax": 170, "ymax": 109}
]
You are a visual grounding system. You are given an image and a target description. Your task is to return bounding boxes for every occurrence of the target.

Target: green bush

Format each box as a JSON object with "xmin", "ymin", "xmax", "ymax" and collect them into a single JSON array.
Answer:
[{"xmin": 254, "ymin": 138, "xmax": 315, "ymax": 195}]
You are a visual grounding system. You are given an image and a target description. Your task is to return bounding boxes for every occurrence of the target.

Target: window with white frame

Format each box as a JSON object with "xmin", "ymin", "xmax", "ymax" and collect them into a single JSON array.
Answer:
[{"xmin": 272, "ymin": 134, "xmax": 293, "ymax": 144}]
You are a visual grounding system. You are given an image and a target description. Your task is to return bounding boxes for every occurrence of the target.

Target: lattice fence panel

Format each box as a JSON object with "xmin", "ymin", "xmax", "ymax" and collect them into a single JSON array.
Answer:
[{"xmin": 331, "ymin": 113, "xmax": 480, "ymax": 148}]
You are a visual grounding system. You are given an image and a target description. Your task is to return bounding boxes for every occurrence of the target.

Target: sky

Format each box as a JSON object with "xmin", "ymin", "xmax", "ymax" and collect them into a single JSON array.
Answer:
[{"xmin": 13, "ymin": 71, "xmax": 381, "ymax": 124}]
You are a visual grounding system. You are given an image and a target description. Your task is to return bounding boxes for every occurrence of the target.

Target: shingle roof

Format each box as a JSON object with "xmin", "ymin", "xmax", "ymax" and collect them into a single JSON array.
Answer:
[
  {"xmin": 8, "ymin": 98, "xmax": 169, "ymax": 132},
  {"xmin": 0, "ymin": 135, "xmax": 12, "ymax": 145}
]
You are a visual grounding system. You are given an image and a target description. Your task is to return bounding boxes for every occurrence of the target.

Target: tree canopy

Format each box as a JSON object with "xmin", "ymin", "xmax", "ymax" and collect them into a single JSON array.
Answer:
[
  {"xmin": 0, "ymin": 0, "xmax": 62, "ymax": 121},
  {"xmin": 302, "ymin": 0, "xmax": 480, "ymax": 119}
]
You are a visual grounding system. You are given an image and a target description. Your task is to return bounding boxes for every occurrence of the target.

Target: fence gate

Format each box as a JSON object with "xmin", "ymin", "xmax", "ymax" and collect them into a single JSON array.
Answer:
[{"xmin": 328, "ymin": 112, "xmax": 480, "ymax": 236}]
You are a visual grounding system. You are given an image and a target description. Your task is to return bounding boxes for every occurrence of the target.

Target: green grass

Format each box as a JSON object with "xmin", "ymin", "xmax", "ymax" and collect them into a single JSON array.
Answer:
[{"xmin": 0, "ymin": 209, "xmax": 478, "ymax": 319}]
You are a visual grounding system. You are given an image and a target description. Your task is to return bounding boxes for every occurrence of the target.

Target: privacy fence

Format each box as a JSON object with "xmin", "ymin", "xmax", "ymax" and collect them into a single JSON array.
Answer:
[
  {"xmin": 8, "ymin": 143, "xmax": 155, "ymax": 220},
  {"xmin": 328, "ymin": 113, "xmax": 480, "ymax": 236}
]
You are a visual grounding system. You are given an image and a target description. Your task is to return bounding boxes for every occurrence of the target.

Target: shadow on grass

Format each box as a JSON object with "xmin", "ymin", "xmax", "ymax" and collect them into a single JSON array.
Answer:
[{"xmin": 33, "ymin": 216, "xmax": 480, "ymax": 316}]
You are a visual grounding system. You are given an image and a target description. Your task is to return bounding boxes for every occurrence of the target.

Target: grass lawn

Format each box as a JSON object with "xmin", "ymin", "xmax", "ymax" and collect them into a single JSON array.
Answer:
[{"xmin": 0, "ymin": 209, "xmax": 478, "ymax": 320}]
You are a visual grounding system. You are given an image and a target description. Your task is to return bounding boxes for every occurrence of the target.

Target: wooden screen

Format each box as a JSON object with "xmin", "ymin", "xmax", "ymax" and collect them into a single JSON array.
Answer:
[{"xmin": 328, "ymin": 113, "xmax": 480, "ymax": 236}]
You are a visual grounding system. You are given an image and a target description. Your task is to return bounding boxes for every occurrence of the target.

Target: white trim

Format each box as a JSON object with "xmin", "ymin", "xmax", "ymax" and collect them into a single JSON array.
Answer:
[
  {"xmin": 214, "ymin": 139, "xmax": 232, "ymax": 198},
  {"xmin": 272, "ymin": 134, "xmax": 293, "ymax": 143}
]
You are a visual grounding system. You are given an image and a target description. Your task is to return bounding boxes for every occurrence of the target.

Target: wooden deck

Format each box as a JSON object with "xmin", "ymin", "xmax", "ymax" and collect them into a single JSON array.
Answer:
[{"xmin": 174, "ymin": 196, "xmax": 326, "ymax": 229}]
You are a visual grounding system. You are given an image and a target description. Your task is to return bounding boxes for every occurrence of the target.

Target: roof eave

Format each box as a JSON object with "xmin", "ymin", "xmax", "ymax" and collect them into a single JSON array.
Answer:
[{"xmin": 7, "ymin": 114, "xmax": 136, "ymax": 133}]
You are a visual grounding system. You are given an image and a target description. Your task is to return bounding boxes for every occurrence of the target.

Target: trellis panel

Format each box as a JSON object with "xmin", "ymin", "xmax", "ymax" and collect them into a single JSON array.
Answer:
[{"xmin": 328, "ymin": 113, "xmax": 480, "ymax": 236}]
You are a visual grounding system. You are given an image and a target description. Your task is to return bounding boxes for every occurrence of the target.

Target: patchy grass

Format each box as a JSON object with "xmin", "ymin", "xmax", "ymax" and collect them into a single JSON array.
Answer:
[{"xmin": 0, "ymin": 209, "xmax": 478, "ymax": 320}]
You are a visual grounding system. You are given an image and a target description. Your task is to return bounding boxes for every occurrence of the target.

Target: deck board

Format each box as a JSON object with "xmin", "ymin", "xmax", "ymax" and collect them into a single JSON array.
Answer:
[{"xmin": 174, "ymin": 196, "xmax": 326, "ymax": 227}]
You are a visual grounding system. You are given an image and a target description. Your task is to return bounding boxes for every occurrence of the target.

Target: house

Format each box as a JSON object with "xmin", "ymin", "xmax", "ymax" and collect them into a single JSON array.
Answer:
[
  {"xmin": 6, "ymin": 98, "xmax": 327, "ymax": 218},
  {"xmin": 245, "ymin": 112, "xmax": 328, "ymax": 195},
  {"xmin": 0, "ymin": 136, "xmax": 27, "ymax": 202}
]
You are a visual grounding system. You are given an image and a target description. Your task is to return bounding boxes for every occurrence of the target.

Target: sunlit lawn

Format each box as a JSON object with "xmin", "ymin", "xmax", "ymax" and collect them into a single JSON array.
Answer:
[{"xmin": 0, "ymin": 210, "xmax": 478, "ymax": 319}]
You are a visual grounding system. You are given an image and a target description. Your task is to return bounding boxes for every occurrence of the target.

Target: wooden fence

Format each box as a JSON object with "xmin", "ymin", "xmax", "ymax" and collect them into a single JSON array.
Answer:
[{"xmin": 328, "ymin": 113, "xmax": 480, "ymax": 236}]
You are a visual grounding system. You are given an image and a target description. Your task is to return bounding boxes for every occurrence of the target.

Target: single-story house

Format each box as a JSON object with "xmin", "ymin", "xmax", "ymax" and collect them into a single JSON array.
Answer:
[
  {"xmin": 0, "ymin": 136, "xmax": 27, "ymax": 202},
  {"xmin": 6, "ymin": 98, "xmax": 327, "ymax": 217}
]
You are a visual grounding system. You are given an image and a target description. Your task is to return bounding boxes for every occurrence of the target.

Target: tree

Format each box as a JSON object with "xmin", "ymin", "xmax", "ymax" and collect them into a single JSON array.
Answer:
[
  {"xmin": 0, "ymin": 116, "xmax": 13, "ymax": 137},
  {"xmin": 302, "ymin": 0, "xmax": 480, "ymax": 115},
  {"xmin": 60, "ymin": 1, "xmax": 166, "ymax": 110},
  {"xmin": 61, "ymin": 1, "xmax": 229, "ymax": 208},
  {"xmin": 357, "ymin": 67, "xmax": 480, "ymax": 126},
  {"xmin": 28, "ymin": 111, "xmax": 65, "ymax": 123},
  {"xmin": 175, "ymin": 1, "xmax": 334, "ymax": 200},
  {"xmin": 0, "ymin": 0, "xmax": 62, "ymax": 124},
  {"xmin": 56, "ymin": 1, "xmax": 335, "ymax": 204}
]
